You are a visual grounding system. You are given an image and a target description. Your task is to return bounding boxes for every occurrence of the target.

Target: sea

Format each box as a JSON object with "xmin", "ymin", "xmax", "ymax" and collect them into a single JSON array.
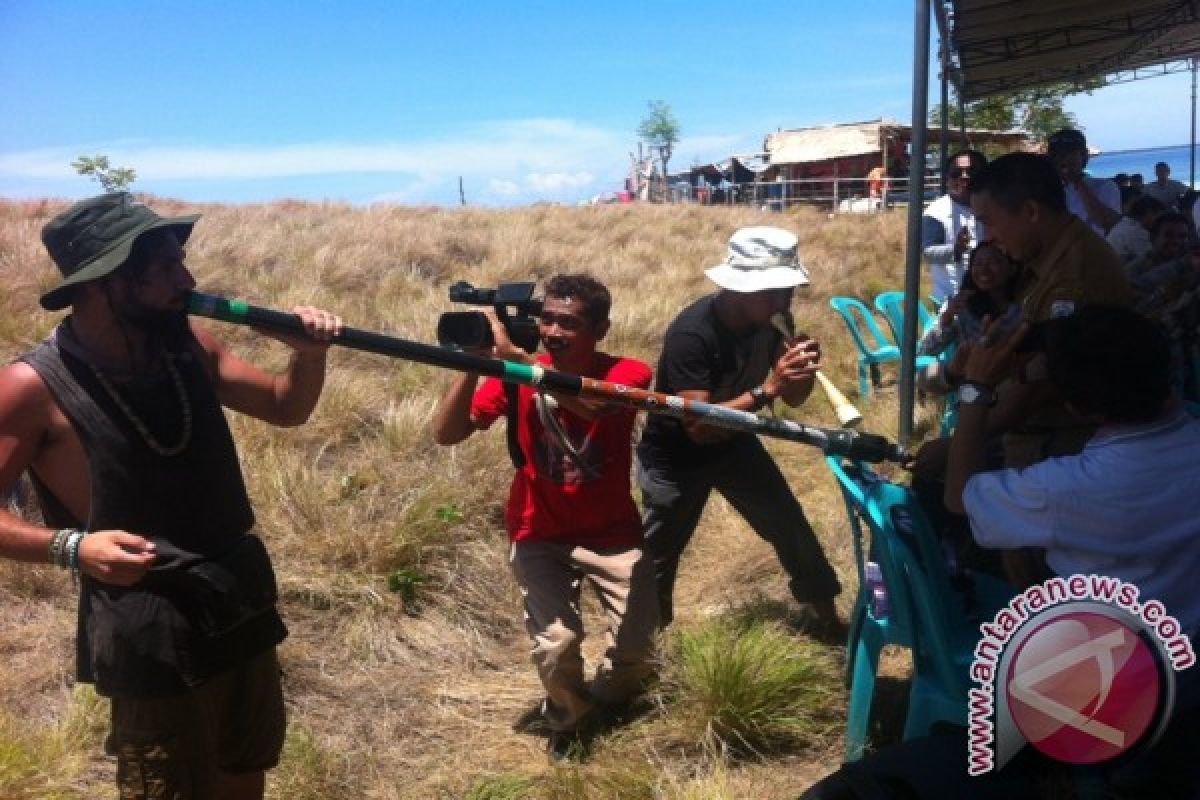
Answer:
[{"xmin": 1088, "ymin": 143, "xmax": 1200, "ymax": 186}]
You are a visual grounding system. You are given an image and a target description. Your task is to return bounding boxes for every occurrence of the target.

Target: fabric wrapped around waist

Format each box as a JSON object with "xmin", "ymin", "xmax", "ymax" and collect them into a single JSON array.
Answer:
[{"xmin": 147, "ymin": 533, "xmax": 279, "ymax": 639}]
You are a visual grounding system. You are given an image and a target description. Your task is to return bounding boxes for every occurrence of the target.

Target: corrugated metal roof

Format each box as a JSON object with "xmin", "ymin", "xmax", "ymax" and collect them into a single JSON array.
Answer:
[{"xmin": 949, "ymin": 0, "xmax": 1200, "ymax": 99}]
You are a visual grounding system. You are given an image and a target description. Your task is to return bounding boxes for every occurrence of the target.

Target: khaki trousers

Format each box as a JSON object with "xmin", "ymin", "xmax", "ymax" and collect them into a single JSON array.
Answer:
[{"xmin": 509, "ymin": 540, "xmax": 659, "ymax": 732}]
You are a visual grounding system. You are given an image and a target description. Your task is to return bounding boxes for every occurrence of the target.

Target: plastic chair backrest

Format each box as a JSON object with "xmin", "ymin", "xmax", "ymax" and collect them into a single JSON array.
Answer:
[
  {"xmin": 829, "ymin": 459, "xmax": 973, "ymax": 694},
  {"xmin": 825, "ymin": 457, "xmax": 915, "ymax": 647},
  {"xmin": 874, "ymin": 291, "xmax": 935, "ymax": 344},
  {"xmin": 829, "ymin": 296, "xmax": 897, "ymax": 356}
]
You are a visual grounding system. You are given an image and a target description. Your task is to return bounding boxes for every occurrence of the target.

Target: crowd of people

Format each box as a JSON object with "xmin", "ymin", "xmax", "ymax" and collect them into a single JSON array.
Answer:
[{"xmin": 1, "ymin": 127, "xmax": 1199, "ymax": 795}]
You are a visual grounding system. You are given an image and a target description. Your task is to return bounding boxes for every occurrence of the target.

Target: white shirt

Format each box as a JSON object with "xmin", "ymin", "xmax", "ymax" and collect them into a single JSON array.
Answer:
[
  {"xmin": 1144, "ymin": 178, "xmax": 1188, "ymax": 208},
  {"xmin": 963, "ymin": 409, "xmax": 1200, "ymax": 637},
  {"xmin": 1105, "ymin": 216, "xmax": 1152, "ymax": 264},
  {"xmin": 921, "ymin": 194, "xmax": 981, "ymax": 303},
  {"xmin": 1064, "ymin": 176, "xmax": 1121, "ymax": 235}
]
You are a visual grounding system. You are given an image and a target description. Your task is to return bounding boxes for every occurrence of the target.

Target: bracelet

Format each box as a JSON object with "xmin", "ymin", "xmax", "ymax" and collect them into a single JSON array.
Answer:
[
  {"xmin": 48, "ymin": 528, "xmax": 71, "ymax": 567},
  {"xmin": 66, "ymin": 531, "xmax": 86, "ymax": 572},
  {"xmin": 48, "ymin": 528, "xmax": 85, "ymax": 569}
]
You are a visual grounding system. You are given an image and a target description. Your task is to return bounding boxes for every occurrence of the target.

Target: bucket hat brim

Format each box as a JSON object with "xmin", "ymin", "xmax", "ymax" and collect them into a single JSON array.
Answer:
[
  {"xmin": 705, "ymin": 262, "xmax": 810, "ymax": 293},
  {"xmin": 39, "ymin": 213, "xmax": 199, "ymax": 311}
]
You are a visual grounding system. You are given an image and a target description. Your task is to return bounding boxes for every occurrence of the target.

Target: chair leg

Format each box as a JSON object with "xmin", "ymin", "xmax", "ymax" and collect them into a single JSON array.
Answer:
[
  {"xmin": 845, "ymin": 627, "xmax": 883, "ymax": 762},
  {"xmin": 844, "ymin": 598, "xmax": 867, "ymax": 688},
  {"xmin": 858, "ymin": 360, "xmax": 870, "ymax": 400}
]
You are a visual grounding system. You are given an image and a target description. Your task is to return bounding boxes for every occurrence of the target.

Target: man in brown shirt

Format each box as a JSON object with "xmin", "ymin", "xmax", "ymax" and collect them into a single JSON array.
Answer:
[{"xmin": 968, "ymin": 152, "xmax": 1133, "ymax": 467}]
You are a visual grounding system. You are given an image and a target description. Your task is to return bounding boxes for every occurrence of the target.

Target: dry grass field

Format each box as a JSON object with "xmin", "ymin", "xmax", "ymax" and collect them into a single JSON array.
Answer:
[{"xmin": 0, "ymin": 198, "xmax": 944, "ymax": 799}]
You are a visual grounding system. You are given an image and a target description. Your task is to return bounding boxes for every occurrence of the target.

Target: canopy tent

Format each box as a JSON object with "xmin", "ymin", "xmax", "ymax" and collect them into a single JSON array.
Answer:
[
  {"xmin": 949, "ymin": 1, "xmax": 1200, "ymax": 101},
  {"xmin": 894, "ymin": 0, "xmax": 1200, "ymax": 444}
]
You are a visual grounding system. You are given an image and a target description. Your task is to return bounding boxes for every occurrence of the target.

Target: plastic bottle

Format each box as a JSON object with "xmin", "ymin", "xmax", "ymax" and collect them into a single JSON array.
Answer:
[{"xmin": 865, "ymin": 561, "xmax": 889, "ymax": 618}]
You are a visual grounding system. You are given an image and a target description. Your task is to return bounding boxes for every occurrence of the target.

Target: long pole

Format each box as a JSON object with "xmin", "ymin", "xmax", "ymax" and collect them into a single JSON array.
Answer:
[
  {"xmin": 187, "ymin": 291, "xmax": 905, "ymax": 463},
  {"xmin": 899, "ymin": 0, "xmax": 932, "ymax": 448},
  {"xmin": 939, "ymin": 37, "xmax": 949, "ymax": 195},
  {"xmin": 1191, "ymin": 58, "xmax": 1197, "ymax": 187}
]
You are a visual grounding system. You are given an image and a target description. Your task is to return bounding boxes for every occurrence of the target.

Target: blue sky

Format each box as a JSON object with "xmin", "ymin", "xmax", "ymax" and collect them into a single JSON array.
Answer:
[{"xmin": 1, "ymin": 1, "xmax": 1194, "ymax": 206}]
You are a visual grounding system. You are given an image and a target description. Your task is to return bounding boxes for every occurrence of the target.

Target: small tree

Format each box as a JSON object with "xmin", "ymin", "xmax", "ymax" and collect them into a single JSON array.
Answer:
[
  {"xmin": 929, "ymin": 81, "xmax": 1100, "ymax": 142},
  {"xmin": 72, "ymin": 154, "xmax": 137, "ymax": 192},
  {"xmin": 637, "ymin": 101, "xmax": 681, "ymax": 184}
]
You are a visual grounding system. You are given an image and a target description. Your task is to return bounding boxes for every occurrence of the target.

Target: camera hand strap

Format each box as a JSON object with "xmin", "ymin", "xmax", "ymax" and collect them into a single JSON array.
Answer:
[{"xmin": 504, "ymin": 382, "xmax": 526, "ymax": 469}]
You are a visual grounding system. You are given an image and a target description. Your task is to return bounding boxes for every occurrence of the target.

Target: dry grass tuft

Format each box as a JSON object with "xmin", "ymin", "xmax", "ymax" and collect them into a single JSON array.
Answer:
[{"xmin": 0, "ymin": 197, "xmax": 941, "ymax": 798}]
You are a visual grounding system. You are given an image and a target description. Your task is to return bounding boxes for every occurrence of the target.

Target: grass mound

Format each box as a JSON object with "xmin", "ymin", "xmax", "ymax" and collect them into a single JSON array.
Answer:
[{"xmin": 659, "ymin": 617, "xmax": 842, "ymax": 757}]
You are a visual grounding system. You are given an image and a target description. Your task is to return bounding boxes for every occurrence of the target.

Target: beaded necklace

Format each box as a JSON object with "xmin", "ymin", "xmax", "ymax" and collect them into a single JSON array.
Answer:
[{"xmin": 89, "ymin": 356, "xmax": 193, "ymax": 457}]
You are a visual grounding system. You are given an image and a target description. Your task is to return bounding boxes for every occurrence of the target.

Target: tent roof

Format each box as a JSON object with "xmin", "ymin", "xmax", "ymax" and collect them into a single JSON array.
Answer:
[
  {"xmin": 764, "ymin": 118, "xmax": 1031, "ymax": 165},
  {"xmin": 949, "ymin": 0, "xmax": 1200, "ymax": 100},
  {"xmin": 766, "ymin": 121, "xmax": 884, "ymax": 164}
]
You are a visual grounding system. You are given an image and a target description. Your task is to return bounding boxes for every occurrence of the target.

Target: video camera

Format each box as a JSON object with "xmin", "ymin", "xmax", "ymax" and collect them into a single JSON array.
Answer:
[{"xmin": 436, "ymin": 281, "xmax": 544, "ymax": 354}]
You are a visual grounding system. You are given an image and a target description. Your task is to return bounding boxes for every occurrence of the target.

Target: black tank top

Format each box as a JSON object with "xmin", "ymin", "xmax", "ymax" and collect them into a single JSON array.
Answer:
[{"xmin": 21, "ymin": 326, "xmax": 284, "ymax": 695}]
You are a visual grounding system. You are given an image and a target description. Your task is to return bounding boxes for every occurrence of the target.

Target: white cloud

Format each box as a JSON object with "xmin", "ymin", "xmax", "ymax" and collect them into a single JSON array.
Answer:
[
  {"xmin": 0, "ymin": 118, "xmax": 631, "ymax": 205},
  {"xmin": 0, "ymin": 120, "xmax": 620, "ymax": 181},
  {"xmin": 487, "ymin": 178, "xmax": 521, "ymax": 196},
  {"xmin": 525, "ymin": 171, "xmax": 594, "ymax": 192}
]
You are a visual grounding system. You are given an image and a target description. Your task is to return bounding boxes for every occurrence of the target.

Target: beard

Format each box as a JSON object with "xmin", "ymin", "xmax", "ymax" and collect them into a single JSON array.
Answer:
[{"xmin": 113, "ymin": 295, "xmax": 191, "ymax": 342}]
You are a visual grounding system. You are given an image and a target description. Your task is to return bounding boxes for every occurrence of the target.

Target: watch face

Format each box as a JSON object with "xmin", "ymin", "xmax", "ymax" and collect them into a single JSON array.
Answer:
[{"xmin": 960, "ymin": 384, "xmax": 991, "ymax": 405}]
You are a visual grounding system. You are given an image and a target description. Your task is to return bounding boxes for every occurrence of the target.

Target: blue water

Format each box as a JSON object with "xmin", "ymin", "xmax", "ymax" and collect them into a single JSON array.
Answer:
[{"xmin": 1089, "ymin": 143, "xmax": 1200, "ymax": 186}]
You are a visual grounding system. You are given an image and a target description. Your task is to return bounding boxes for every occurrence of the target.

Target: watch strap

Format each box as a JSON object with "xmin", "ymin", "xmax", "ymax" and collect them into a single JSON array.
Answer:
[{"xmin": 960, "ymin": 381, "xmax": 997, "ymax": 407}]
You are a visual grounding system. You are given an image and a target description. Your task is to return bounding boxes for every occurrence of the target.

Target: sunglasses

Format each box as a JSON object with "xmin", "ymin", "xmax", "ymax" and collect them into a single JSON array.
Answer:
[{"xmin": 950, "ymin": 167, "xmax": 977, "ymax": 178}]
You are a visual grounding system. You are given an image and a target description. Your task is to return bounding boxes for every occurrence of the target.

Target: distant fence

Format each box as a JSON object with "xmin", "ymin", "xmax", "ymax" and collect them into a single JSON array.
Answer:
[{"xmin": 664, "ymin": 176, "xmax": 942, "ymax": 212}]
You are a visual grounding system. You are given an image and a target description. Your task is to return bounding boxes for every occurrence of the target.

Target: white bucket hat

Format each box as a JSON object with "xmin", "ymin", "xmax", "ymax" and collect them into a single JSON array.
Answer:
[{"xmin": 704, "ymin": 226, "xmax": 810, "ymax": 292}]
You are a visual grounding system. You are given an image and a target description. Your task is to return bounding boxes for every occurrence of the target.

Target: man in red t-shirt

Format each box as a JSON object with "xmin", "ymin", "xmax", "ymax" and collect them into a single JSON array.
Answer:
[{"xmin": 432, "ymin": 274, "xmax": 658, "ymax": 756}]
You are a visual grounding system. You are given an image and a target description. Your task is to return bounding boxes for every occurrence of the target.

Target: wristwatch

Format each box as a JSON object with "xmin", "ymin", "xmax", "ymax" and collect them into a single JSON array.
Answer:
[
  {"xmin": 958, "ymin": 382, "xmax": 997, "ymax": 407},
  {"xmin": 749, "ymin": 385, "xmax": 770, "ymax": 410}
]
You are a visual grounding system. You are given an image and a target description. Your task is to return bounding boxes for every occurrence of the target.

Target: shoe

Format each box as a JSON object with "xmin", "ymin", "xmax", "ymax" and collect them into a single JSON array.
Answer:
[
  {"xmin": 794, "ymin": 599, "xmax": 849, "ymax": 645},
  {"xmin": 546, "ymin": 730, "xmax": 584, "ymax": 762},
  {"xmin": 512, "ymin": 701, "xmax": 550, "ymax": 734}
]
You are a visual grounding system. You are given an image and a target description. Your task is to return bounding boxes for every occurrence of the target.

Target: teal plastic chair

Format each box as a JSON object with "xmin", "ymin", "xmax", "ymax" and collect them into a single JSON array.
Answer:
[
  {"xmin": 828, "ymin": 297, "xmax": 902, "ymax": 398},
  {"xmin": 825, "ymin": 457, "xmax": 1013, "ymax": 762},
  {"xmin": 874, "ymin": 291, "xmax": 955, "ymax": 433},
  {"xmin": 873, "ymin": 291, "xmax": 936, "ymax": 345}
]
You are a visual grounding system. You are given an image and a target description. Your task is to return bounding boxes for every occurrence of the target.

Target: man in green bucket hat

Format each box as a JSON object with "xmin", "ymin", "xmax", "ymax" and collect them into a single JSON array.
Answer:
[{"xmin": 0, "ymin": 192, "xmax": 343, "ymax": 799}]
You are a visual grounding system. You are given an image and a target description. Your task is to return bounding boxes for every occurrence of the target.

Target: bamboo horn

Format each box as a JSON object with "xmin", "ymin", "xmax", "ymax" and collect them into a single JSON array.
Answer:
[
  {"xmin": 187, "ymin": 291, "xmax": 903, "ymax": 462},
  {"xmin": 770, "ymin": 312, "xmax": 863, "ymax": 428}
]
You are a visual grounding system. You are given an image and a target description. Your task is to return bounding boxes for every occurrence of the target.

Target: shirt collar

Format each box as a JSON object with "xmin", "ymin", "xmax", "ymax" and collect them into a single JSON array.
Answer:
[
  {"xmin": 1088, "ymin": 405, "xmax": 1192, "ymax": 449},
  {"xmin": 1025, "ymin": 215, "xmax": 1088, "ymax": 281}
]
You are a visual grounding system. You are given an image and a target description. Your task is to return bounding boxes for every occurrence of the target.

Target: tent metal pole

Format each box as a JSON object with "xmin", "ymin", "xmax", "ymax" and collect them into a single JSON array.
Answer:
[
  {"xmin": 900, "ymin": 0, "xmax": 931, "ymax": 447},
  {"xmin": 939, "ymin": 37, "xmax": 950, "ymax": 194},
  {"xmin": 1191, "ymin": 58, "xmax": 1197, "ymax": 187}
]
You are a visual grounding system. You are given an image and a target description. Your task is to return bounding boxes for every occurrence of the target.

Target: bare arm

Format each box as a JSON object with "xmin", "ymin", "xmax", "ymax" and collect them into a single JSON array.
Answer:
[
  {"xmin": 0, "ymin": 363, "xmax": 156, "ymax": 585},
  {"xmin": 944, "ymin": 320, "xmax": 1029, "ymax": 513},
  {"xmin": 677, "ymin": 387, "xmax": 758, "ymax": 443},
  {"xmin": 194, "ymin": 306, "xmax": 342, "ymax": 427},
  {"xmin": 431, "ymin": 372, "xmax": 484, "ymax": 445}
]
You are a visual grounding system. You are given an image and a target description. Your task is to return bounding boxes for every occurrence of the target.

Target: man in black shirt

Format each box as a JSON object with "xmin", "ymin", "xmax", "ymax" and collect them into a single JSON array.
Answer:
[
  {"xmin": 637, "ymin": 226, "xmax": 842, "ymax": 633},
  {"xmin": 0, "ymin": 193, "xmax": 341, "ymax": 800}
]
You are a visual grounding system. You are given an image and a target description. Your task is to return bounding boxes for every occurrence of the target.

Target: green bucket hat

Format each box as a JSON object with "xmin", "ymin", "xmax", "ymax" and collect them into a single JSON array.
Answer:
[{"xmin": 39, "ymin": 192, "xmax": 200, "ymax": 311}]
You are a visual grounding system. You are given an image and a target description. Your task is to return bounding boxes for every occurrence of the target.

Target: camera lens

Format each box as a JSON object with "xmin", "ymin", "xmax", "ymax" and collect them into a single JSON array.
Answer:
[{"xmin": 437, "ymin": 311, "xmax": 494, "ymax": 350}]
